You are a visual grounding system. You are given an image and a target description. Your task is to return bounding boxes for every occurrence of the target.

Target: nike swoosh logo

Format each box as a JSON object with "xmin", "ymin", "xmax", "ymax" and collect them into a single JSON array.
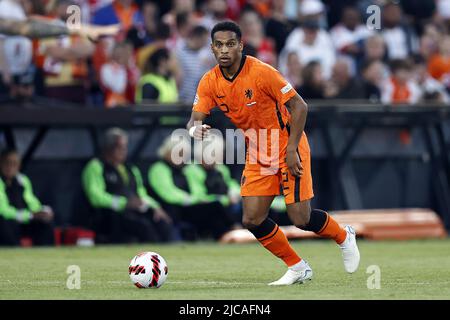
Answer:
[
  {"xmin": 216, "ymin": 95, "xmax": 225, "ymax": 98},
  {"xmin": 246, "ymin": 102, "xmax": 256, "ymax": 106}
]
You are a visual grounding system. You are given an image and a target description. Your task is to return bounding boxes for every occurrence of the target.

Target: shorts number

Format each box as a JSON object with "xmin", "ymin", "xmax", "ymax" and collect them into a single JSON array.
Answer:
[{"xmin": 282, "ymin": 171, "xmax": 289, "ymax": 190}]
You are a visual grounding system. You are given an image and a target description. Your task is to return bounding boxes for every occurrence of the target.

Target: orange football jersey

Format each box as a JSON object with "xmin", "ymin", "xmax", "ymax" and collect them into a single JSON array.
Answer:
[{"xmin": 193, "ymin": 55, "xmax": 303, "ymax": 169}]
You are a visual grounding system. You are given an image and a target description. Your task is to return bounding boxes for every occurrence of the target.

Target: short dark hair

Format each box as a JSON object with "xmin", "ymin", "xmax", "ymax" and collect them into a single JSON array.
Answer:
[
  {"xmin": 411, "ymin": 54, "xmax": 426, "ymax": 66},
  {"xmin": 0, "ymin": 147, "xmax": 18, "ymax": 161},
  {"xmin": 155, "ymin": 22, "xmax": 171, "ymax": 40},
  {"xmin": 389, "ymin": 59, "xmax": 412, "ymax": 72},
  {"xmin": 211, "ymin": 21, "xmax": 242, "ymax": 42},
  {"xmin": 360, "ymin": 59, "xmax": 378, "ymax": 73},
  {"xmin": 189, "ymin": 25, "xmax": 208, "ymax": 38},
  {"xmin": 145, "ymin": 48, "xmax": 170, "ymax": 73}
]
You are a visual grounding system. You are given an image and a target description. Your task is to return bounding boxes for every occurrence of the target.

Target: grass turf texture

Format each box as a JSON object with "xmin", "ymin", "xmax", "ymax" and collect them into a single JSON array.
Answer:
[{"xmin": 0, "ymin": 239, "xmax": 449, "ymax": 300}]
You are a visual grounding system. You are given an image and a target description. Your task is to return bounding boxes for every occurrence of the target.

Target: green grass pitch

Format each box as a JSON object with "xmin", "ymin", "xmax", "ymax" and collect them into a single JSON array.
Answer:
[{"xmin": 1, "ymin": 239, "xmax": 449, "ymax": 300}]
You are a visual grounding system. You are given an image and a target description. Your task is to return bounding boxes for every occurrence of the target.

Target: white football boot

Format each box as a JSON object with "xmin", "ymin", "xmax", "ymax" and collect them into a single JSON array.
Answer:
[
  {"xmin": 268, "ymin": 260, "xmax": 313, "ymax": 286},
  {"xmin": 339, "ymin": 225, "xmax": 360, "ymax": 273}
]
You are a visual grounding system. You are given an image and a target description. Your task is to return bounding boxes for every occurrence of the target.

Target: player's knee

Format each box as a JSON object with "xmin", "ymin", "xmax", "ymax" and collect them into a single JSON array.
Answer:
[
  {"xmin": 294, "ymin": 218, "xmax": 310, "ymax": 229},
  {"xmin": 291, "ymin": 207, "xmax": 311, "ymax": 229},
  {"xmin": 242, "ymin": 216, "xmax": 265, "ymax": 230},
  {"xmin": 297, "ymin": 209, "xmax": 328, "ymax": 232}
]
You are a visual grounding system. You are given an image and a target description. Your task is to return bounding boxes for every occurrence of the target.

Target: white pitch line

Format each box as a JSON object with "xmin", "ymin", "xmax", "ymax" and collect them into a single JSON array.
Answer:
[
  {"xmin": 0, "ymin": 280, "xmax": 267, "ymax": 286},
  {"xmin": 166, "ymin": 281, "xmax": 267, "ymax": 286}
]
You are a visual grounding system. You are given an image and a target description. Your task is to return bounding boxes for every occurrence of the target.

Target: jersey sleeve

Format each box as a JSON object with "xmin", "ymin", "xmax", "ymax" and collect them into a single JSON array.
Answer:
[
  {"xmin": 259, "ymin": 65, "xmax": 297, "ymax": 105},
  {"xmin": 192, "ymin": 73, "xmax": 216, "ymax": 115}
]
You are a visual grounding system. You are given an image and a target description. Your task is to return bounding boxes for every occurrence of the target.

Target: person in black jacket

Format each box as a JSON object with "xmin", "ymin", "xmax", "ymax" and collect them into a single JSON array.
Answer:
[
  {"xmin": 0, "ymin": 148, "xmax": 54, "ymax": 246},
  {"xmin": 81, "ymin": 128, "xmax": 176, "ymax": 244}
]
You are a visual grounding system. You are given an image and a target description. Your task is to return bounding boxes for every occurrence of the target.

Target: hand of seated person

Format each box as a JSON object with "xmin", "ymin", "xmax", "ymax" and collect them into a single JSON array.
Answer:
[
  {"xmin": 153, "ymin": 207, "xmax": 172, "ymax": 224},
  {"xmin": 126, "ymin": 195, "xmax": 144, "ymax": 211},
  {"xmin": 32, "ymin": 206, "xmax": 54, "ymax": 222},
  {"xmin": 228, "ymin": 191, "xmax": 241, "ymax": 205}
]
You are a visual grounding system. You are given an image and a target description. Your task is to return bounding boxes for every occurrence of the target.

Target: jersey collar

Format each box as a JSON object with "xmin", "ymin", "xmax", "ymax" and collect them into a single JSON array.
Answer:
[{"xmin": 219, "ymin": 55, "xmax": 247, "ymax": 83}]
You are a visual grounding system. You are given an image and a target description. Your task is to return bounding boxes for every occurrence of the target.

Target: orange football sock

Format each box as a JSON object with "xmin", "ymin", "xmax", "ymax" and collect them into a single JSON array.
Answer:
[
  {"xmin": 317, "ymin": 212, "xmax": 347, "ymax": 245},
  {"xmin": 257, "ymin": 225, "xmax": 301, "ymax": 267}
]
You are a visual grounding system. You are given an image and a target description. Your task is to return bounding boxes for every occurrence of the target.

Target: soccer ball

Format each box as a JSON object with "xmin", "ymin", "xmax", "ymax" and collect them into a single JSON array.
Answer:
[{"xmin": 129, "ymin": 251, "xmax": 168, "ymax": 288}]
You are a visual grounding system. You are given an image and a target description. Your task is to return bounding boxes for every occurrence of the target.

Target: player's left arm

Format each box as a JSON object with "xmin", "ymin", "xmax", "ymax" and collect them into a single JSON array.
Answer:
[
  {"xmin": 259, "ymin": 65, "xmax": 308, "ymax": 177},
  {"xmin": 285, "ymin": 93, "xmax": 308, "ymax": 177}
]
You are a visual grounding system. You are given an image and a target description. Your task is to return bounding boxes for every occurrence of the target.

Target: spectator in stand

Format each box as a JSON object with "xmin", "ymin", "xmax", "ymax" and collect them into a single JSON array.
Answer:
[
  {"xmin": 380, "ymin": 1, "xmax": 418, "ymax": 60},
  {"xmin": 171, "ymin": 11, "xmax": 195, "ymax": 50},
  {"xmin": 82, "ymin": 128, "xmax": 176, "ymax": 244},
  {"xmin": 330, "ymin": 6, "xmax": 372, "ymax": 61},
  {"xmin": 400, "ymin": 0, "xmax": 436, "ymax": 34},
  {"xmin": 428, "ymin": 35, "xmax": 450, "ymax": 82},
  {"xmin": 381, "ymin": 59, "xmax": 421, "ymax": 105},
  {"xmin": 0, "ymin": 0, "xmax": 33, "ymax": 99},
  {"xmin": 161, "ymin": 0, "xmax": 195, "ymax": 31},
  {"xmin": 197, "ymin": 0, "xmax": 229, "ymax": 31},
  {"xmin": 327, "ymin": 57, "xmax": 365, "ymax": 100},
  {"xmin": 176, "ymin": 25, "xmax": 211, "ymax": 104},
  {"xmin": 435, "ymin": 0, "xmax": 450, "ymax": 25},
  {"xmin": 135, "ymin": 47, "xmax": 178, "ymax": 103},
  {"xmin": 239, "ymin": 9, "xmax": 277, "ymax": 66},
  {"xmin": 0, "ymin": 148, "xmax": 54, "ymax": 246},
  {"xmin": 284, "ymin": 51, "xmax": 303, "ymax": 90},
  {"xmin": 362, "ymin": 34, "xmax": 387, "ymax": 63},
  {"xmin": 419, "ymin": 23, "xmax": 442, "ymax": 61},
  {"xmin": 35, "ymin": 0, "xmax": 95, "ymax": 104},
  {"xmin": 126, "ymin": 1, "xmax": 160, "ymax": 50},
  {"xmin": 264, "ymin": 0, "xmax": 298, "ymax": 54},
  {"xmin": 100, "ymin": 41, "xmax": 134, "ymax": 108},
  {"xmin": 297, "ymin": 60, "xmax": 326, "ymax": 100},
  {"xmin": 360, "ymin": 59, "xmax": 385, "ymax": 102},
  {"xmin": 92, "ymin": 0, "xmax": 143, "ymax": 35},
  {"xmin": 244, "ymin": 0, "xmax": 271, "ymax": 18},
  {"xmin": 136, "ymin": 21, "xmax": 172, "ymax": 72},
  {"xmin": 321, "ymin": 0, "xmax": 359, "ymax": 28},
  {"xmin": 134, "ymin": 21, "xmax": 183, "ymax": 91},
  {"xmin": 9, "ymin": 64, "xmax": 35, "ymax": 102},
  {"xmin": 280, "ymin": 0, "xmax": 335, "ymax": 79},
  {"xmin": 412, "ymin": 54, "xmax": 449, "ymax": 103}
]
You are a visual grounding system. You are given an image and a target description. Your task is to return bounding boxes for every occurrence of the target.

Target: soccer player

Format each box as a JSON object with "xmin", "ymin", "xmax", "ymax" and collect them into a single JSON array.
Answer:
[{"xmin": 187, "ymin": 21, "xmax": 360, "ymax": 285}]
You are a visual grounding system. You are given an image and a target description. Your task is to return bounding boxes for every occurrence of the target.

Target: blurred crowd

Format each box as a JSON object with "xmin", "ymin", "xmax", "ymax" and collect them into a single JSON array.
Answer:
[{"xmin": 1, "ymin": 0, "xmax": 450, "ymax": 107}]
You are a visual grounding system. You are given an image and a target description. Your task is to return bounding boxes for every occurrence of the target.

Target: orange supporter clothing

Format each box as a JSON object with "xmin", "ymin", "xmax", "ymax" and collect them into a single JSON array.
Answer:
[
  {"xmin": 390, "ymin": 77, "xmax": 411, "ymax": 104},
  {"xmin": 193, "ymin": 55, "xmax": 313, "ymax": 203},
  {"xmin": 113, "ymin": 0, "xmax": 139, "ymax": 32},
  {"xmin": 428, "ymin": 54, "xmax": 450, "ymax": 81}
]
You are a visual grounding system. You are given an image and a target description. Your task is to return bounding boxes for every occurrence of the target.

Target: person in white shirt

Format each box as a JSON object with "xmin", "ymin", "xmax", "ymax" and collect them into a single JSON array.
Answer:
[
  {"xmin": 412, "ymin": 54, "xmax": 449, "ymax": 104},
  {"xmin": 0, "ymin": 0, "xmax": 33, "ymax": 88},
  {"xmin": 330, "ymin": 6, "xmax": 373, "ymax": 58},
  {"xmin": 279, "ymin": 18, "xmax": 335, "ymax": 79},
  {"xmin": 381, "ymin": 59, "xmax": 421, "ymax": 105},
  {"xmin": 380, "ymin": 1, "xmax": 418, "ymax": 60}
]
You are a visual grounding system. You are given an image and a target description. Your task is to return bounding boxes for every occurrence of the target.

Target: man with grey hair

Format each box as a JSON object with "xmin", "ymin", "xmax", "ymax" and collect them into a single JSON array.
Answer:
[{"xmin": 81, "ymin": 128, "xmax": 176, "ymax": 244}]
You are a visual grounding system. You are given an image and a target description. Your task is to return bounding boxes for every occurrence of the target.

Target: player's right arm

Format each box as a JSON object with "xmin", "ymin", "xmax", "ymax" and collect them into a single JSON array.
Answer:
[
  {"xmin": 186, "ymin": 73, "xmax": 216, "ymax": 139},
  {"xmin": 186, "ymin": 111, "xmax": 211, "ymax": 139}
]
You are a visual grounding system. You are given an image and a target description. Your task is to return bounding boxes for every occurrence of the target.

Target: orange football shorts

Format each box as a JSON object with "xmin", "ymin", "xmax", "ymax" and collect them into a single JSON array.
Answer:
[{"xmin": 240, "ymin": 135, "xmax": 314, "ymax": 204}]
